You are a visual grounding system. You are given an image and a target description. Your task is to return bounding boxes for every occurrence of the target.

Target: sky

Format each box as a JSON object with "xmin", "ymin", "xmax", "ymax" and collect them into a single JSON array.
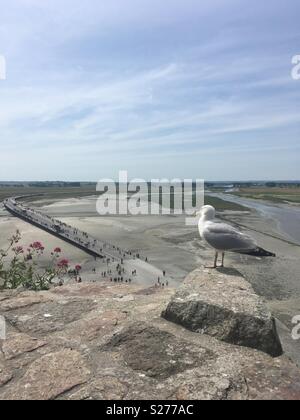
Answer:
[{"xmin": 0, "ymin": 0, "xmax": 299, "ymax": 181}]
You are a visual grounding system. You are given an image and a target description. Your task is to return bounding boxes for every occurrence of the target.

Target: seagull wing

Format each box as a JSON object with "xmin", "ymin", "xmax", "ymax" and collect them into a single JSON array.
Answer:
[{"xmin": 202, "ymin": 222, "xmax": 257, "ymax": 252}]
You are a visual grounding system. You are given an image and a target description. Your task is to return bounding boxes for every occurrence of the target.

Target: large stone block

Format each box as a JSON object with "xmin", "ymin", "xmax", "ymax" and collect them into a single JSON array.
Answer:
[{"xmin": 162, "ymin": 268, "xmax": 283, "ymax": 357}]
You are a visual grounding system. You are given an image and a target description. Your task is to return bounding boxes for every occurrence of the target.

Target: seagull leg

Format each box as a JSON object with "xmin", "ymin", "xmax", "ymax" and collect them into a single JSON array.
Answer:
[
  {"xmin": 213, "ymin": 252, "xmax": 218, "ymax": 268},
  {"xmin": 221, "ymin": 252, "xmax": 225, "ymax": 267},
  {"xmin": 204, "ymin": 251, "xmax": 219, "ymax": 269}
]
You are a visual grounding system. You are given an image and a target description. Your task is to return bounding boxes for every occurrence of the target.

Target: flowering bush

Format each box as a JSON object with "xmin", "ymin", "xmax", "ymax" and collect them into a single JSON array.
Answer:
[
  {"xmin": 57, "ymin": 259, "xmax": 69, "ymax": 268},
  {"xmin": 30, "ymin": 242, "xmax": 44, "ymax": 251},
  {"xmin": 0, "ymin": 231, "xmax": 80, "ymax": 291}
]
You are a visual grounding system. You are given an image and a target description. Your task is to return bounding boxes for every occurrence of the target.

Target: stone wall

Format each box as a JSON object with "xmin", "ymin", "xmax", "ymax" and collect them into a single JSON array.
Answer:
[{"xmin": 0, "ymin": 271, "xmax": 299, "ymax": 400}]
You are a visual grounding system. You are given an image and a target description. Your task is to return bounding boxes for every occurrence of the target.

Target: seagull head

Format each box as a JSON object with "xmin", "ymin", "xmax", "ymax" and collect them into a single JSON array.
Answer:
[{"xmin": 195, "ymin": 205, "xmax": 216, "ymax": 220}]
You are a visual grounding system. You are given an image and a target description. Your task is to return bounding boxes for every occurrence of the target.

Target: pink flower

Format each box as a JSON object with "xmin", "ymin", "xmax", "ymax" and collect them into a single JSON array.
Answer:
[
  {"xmin": 30, "ymin": 241, "xmax": 44, "ymax": 250},
  {"xmin": 75, "ymin": 265, "xmax": 82, "ymax": 272},
  {"xmin": 54, "ymin": 247, "xmax": 62, "ymax": 254},
  {"xmin": 13, "ymin": 246, "xmax": 24, "ymax": 254},
  {"xmin": 57, "ymin": 259, "xmax": 69, "ymax": 268}
]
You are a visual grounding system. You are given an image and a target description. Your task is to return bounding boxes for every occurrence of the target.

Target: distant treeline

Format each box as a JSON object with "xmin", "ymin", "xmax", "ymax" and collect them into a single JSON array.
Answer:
[
  {"xmin": 206, "ymin": 182, "xmax": 300, "ymax": 188},
  {"xmin": 1, "ymin": 181, "xmax": 300, "ymax": 189},
  {"xmin": 27, "ymin": 182, "xmax": 81, "ymax": 188},
  {"xmin": 0, "ymin": 182, "xmax": 83, "ymax": 188}
]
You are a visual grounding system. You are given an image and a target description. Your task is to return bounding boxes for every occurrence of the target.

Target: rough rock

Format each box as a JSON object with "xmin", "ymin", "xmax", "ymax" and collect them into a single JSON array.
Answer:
[
  {"xmin": 4, "ymin": 298, "xmax": 97, "ymax": 337},
  {"xmin": 0, "ymin": 361, "xmax": 13, "ymax": 387},
  {"xmin": 0, "ymin": 293, "xmax": 52, "ymax": 312},
  {"xmin": 101, "ymin": 323, "xmax": 215, "ymax": 380},
  {"xmin": 2, "ymin": 333, "xmax": 47, "ymax": 360},
  {"xmin": 0, "ymin": 278, "xmax": 299, "ymax": 400},
  {"xmin": 162, "ymin": 268, "xmax": 283, "ymax": 357},
  {"xmin": 1, "ymin": 349, "xmax": 90, "ymax": 400}
]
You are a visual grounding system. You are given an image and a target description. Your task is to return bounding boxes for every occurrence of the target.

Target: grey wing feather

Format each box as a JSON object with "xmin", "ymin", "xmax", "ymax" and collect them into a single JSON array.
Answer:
[{"xmin": 202, "ymin": 223, "xmax": 257, "ymax": 251}]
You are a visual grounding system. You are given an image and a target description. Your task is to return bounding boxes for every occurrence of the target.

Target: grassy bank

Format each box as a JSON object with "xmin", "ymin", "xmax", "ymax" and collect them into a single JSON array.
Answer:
[
  {"xmin": 205, "ymin": 195, "xmax": 248, "ymax": 211},
  {"xmin": 232, "ymin": 187, "xmax": 300, "ymax": 204},
  {"xmin": 0, "ymin": 186, "xmax": 97, "ymax": 203}
]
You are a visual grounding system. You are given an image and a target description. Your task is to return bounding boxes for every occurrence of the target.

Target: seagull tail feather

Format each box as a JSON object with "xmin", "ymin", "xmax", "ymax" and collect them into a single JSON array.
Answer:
[{"xmin": 236, "ymin": 247, "xmax": 276, "ymax": 257}]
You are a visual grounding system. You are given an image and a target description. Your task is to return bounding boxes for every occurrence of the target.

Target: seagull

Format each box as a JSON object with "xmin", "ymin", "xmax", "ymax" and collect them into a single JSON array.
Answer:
[{"xmin": 196, "ymin": 205, "xmax": 276, "ymax": 268}]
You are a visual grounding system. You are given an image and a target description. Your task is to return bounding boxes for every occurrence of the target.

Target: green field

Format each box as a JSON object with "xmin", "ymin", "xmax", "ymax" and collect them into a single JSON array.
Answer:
[
  {"xmin": 205, "ymin": 195, "xmax": 248, "ymax": 211},
  {"xmin": 232, "ymin": 187, "xmax": 300, "ymax": 204},
  {"xmin": 0, "ymin": 186, "xmax": 97, "ymax": 203}
]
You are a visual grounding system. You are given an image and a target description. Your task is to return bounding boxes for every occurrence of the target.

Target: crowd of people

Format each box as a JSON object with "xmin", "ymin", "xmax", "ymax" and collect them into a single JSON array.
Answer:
[
  {"xmin": 88, "ymin": 259, "xmax": 170, "ymax": 288},
  {"xmin": 4, "ymin": 198, "xmax": 138, "ymax": 261},
  {"xmin": 4, "ymin": 197, "xmax": 170, "ymax": 289}
]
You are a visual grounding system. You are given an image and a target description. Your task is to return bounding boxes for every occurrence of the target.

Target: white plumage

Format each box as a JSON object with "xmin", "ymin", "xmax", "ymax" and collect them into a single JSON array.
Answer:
[{"xmin": 197, "ymin": 205, "xmax": 275, "ymax": 268}]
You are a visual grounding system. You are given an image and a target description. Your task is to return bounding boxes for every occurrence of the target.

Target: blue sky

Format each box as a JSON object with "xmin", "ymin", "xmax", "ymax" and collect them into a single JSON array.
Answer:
[{"xmin": 0, "ymin": 0, "xmax": 299, "ymax": 181}]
